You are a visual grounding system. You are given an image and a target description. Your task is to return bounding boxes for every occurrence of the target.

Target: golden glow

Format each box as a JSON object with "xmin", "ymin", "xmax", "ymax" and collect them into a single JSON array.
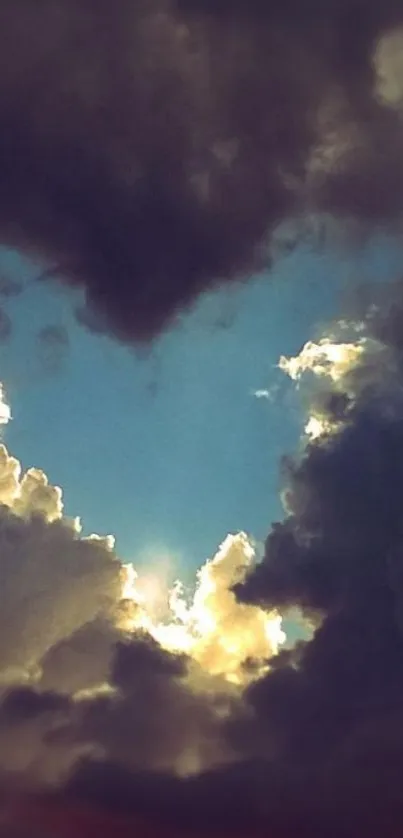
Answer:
[
  {"xmin": 119, "ymin": 533, "xmax": 285, "ymax": 685},
  {"xmin": 279, "ymin": 337, "xmax": 367, "ymax": 440},
  {"xmin": 279, "ymin": 338, "xmax": 364, "ymax": 384},
  {"xmin": 304, "ymin": 414, "xmax": 335, "ymax": 441}
]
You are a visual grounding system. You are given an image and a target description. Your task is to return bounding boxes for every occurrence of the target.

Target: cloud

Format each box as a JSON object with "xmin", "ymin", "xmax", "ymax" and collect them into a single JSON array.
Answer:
[
  {"xmin": 238, "ymin": 301, "xmax": 403, "ymax": 614},
  {"xmin": 0, "ymin": 389, "xmax": 10, "ymax": 431},
  {"xmin": 229, "ymin": 289, "xmax": 403, "ymax": 834},
  {"xmin": 125, "ymin": 533, "xmax": 284, "ymax": 684},
  {"xmin": 374, "ymin": 26, "xmax": 403, "ymax": 108},
  {"xmin": 38, "ymin": 286, "xmax": 403, "ymax": 837},
  {"xmin": 251, "ymin": 387, "xmax": 279, "ymax": 402},
  {"xmin": 0, "ymin": 479, "xmax": 122, "ymax": 684},
  {"xmin": 6, "ymin": 288, "xmax": 403, "ymax": 834},
  {"xmin": 0, "ymin": 413, "xmax": 285, "ymax": 800},
  {"xmin": 0, "ymin": 1, "xmax": 402, "ymax": 342},
  {"xmin": 25, "ymin": 286, "xmax": 403, "ymax": 836}
]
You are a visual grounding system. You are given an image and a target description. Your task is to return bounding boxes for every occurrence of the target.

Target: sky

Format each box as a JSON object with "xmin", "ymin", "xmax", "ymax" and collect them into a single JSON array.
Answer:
[
  {"xmin": 0, "ymin": 236, "xmax": 401, "ymax": 580},
  {"xmin": 2, "ymin": 4, "xmax": 403, "ymax": 835}
]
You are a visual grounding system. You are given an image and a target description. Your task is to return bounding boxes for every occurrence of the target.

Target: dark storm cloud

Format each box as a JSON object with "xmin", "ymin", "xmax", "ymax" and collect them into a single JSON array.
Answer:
[
  {"xmin": 63, "ymin": 756, "xmax": 319, "ymax": 837},
  {"xmin": 0, "ymin": 0, "xmax": 402, "ymax": 342},
  {"xmin": 39, "ymin": 619, "xmax": 122, "ymax": 696},
  {"xmin": 0, "ymin": 634, "xmax": 234, "ymax": 791},
  {"xmin": 238, "ymin": 317, "xmax": 403, "ymax": 614},
  {"xmin": 227, "ymin": 297, "xmax": 403, "ymax": 835},
  {"xmin": 111, "ymin": 636, "xmax": 186, "ymax": 687},
  {"xmin": 75, "ymin": 639, "xmax": 233, "ymax": 776}
]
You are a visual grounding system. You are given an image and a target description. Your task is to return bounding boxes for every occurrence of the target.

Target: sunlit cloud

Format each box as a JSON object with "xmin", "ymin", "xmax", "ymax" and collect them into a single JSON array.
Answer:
[
  {"xmin": 121, "ymin": 533, "xmax": 285, "ymax": 685},
  {"xmin": 279, "ymin": 334, "xmax": 396, "ymax": 440},
  {"xmin": 0, "ymin": 382, "xmax": 10, "ymax": 428}
]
